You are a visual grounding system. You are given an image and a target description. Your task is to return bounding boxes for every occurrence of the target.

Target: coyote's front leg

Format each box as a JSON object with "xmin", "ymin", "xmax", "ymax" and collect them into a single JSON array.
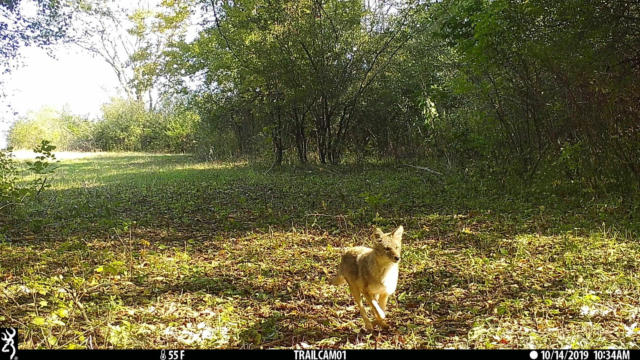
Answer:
[
  {"xmin": 365, "ymin": 294, "xmax": 389, "ymax": 329},
  {"xmin": 348, "ymin": 285, "xmax": 373, "ymax": 331}
]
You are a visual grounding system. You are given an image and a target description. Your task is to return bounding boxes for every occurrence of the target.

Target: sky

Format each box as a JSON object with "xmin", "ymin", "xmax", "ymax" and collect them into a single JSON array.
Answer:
[
  {"xmin": 0, "ymin": 46, "xmax": 122, "ymax": 148},
  {"xmin": 8, "ymin": 46, "xmax": 121, "ymax": 115},
  {"xmin": 0, "ymin": 42, "xmax": 125, "ymax": 150},
  {"xmin": 0, "ymin": 0, "xmax": 167, "ymax": 149}
]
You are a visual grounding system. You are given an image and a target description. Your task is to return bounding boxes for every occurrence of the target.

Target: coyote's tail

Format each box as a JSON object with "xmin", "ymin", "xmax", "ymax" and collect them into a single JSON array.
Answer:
[
  {"xmin": 324, "ymin": 266, "xmax": 345, "ymax": 285},
  {"xmin": 328, "ymin": 272, "xmax": 346, "ymax": 285}
]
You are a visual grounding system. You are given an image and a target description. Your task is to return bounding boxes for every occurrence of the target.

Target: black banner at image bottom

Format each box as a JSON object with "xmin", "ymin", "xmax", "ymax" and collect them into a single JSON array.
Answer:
[{"xmin": 10, "ymin": 349, "xmax": 639, "ymax": 360}]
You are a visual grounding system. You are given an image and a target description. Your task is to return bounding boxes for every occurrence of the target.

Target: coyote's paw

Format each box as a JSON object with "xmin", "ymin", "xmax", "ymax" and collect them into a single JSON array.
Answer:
[
  {"xmin": 363, "ymin": 320, "xmax": 374, "ymax": 332},
  {"xmin": 374, "ymin": 319, "xmax": 390, "ymax": 329}
]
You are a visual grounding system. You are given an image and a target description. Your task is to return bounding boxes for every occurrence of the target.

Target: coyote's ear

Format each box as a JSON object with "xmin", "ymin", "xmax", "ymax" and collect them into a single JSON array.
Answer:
[
  {"xmin": 392, "ymin": 225, "xmax": 404, "ymax": 242},
  {"xmin": 374, "ymin": 227, "xmax": 385, "ymax": 239}
]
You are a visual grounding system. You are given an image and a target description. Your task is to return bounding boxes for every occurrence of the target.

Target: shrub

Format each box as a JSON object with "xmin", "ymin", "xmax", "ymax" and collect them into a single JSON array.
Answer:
[
  {"xmin": 0, "ymin": 140, "xmax": 58, "ymax": 213},
  {"xmin": 93, "ymin": 98, "xmax": 200, "ymax": 153},
  {"xmin": 8, "ymin": 108, "xmax": 95, "ymax": 151},
  {"xmin": 93, "ymin": 99, "xmax": 149, "ymax": 152}
]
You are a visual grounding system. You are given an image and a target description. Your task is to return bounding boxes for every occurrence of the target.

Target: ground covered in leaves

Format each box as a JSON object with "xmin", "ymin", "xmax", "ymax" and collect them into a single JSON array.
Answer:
[{"xmin": 1, "ymin": 153, "xmax": 639, "ymax": 349}]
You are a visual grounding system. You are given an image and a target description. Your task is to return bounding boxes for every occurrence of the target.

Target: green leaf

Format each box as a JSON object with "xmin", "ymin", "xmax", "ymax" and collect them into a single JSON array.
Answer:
[{"xmin": 48, "ymin": 336, "xmax": 58, "ymax": 345}]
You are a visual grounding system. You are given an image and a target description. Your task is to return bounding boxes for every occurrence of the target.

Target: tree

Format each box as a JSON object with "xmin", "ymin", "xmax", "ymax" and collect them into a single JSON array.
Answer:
[
  {"xmin": 128, "ymin": 0, "xmax": 194, "ymax": 110},
  {"xmin": 175, "ymin": 0, "xmax": 420, "ymax": 165},
  {"xmin": 434, "ymin": 0, "xmax": 640, "ymax": 180},
  {"xmin": 0, "ymin": 0, "xmax": 72, "ymax": 75},
  {"xmin": 70, "ymin": 0, "xmax": 191, "ymax": 109},
  {"xmin": 69, "ymin": 0, "xmax": 144, "ymax": 101}
]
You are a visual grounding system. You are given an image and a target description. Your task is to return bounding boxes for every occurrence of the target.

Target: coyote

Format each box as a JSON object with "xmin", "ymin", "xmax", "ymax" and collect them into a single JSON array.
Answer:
[{"xmin": 330, "ymin": 226, "xmax": 404, "ymax": 330}]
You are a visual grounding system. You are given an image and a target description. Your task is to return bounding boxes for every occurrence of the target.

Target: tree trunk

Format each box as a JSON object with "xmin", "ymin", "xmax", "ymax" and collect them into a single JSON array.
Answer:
[
  {"xmin": 274, "ymin": 140, "xmax": 283, "ymax": 167},
  {"xmin": 293, "ymin": 107, "xmax": 308, "ymax": 164},
  {"xmin": 272, "ymin": 107, "xmax": 284, "ymax": 167},
  {"xmin": 295, "ymin": 128, "xmax": 307, "ymax": 164}
]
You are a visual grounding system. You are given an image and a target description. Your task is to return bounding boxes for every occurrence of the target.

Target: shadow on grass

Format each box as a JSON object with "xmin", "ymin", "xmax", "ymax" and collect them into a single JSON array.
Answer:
[
  {"xmin": 8, "ymin": 153, "xmax": 639, "ymax": 242},
  {"xmin": 4, "ymin": 154, "xmax": 640, "ymax": 348}
]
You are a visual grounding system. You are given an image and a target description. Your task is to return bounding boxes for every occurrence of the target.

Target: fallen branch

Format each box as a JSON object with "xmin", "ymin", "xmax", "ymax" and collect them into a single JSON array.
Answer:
[
  {"xmin": 402, "ymin": 164, "xmax": 443, "ymax": 176},
  {"xmin": 263, "ymin": 160, "xmax": 276, "ymax": 175},
  {"xmin": 310, "ymin": 165, "xmax": 339, "ymax": 175},
  {"xmin": 304, "ymin": 213, "xmax": 347, "ymax": 218}
]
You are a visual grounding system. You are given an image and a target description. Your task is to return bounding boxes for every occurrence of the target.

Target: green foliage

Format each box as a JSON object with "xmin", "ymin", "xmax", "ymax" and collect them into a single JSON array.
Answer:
[
  {"xmin": 93, "ymin": 98, "xmax": 200, "ymax": 153},
  {"xmin": 149, "ymin": 106, "xmax": 201, "ymax": 153},
  {"xmin": 11, "ymin": 0, "xmax": 638, "ymax": 190},
  {"xmin": 1, "ymin": 0, "xmax": 71, "ymax": 74},
  {"xmin": 0, "ymin": 140, "xmax": 58, "ymax": 212},
  {"xmin": 431, "ymin": 0, "xmax": 640, "ymax": 183},
  {"xmin": 170, "ymin": 0, "xmax": 419, "ymax": 164},
  {"xmin": 53, "ymin": 0, "xmax": 637, "ymax": 190},
  {"xmin": 7, "ymin": 101, "xmax": 200, "ymax": 154},
  {"xmin": 8, "ymin": 108, "xmax": 94, "ymax": 151},
  {"xmin": 147, "ymin": 0, "xmax": 640, "ymax": 189},
  {"xmin": 93, "ymin": 99, "xmax": 150, "ymax": 152},
  {"xmin": 0, "ymin": 148, "xmax": 24, "ymax": 209},
  {"xmin": 26, "ymin": 140, "xmax": 59, "ymax": 197}
]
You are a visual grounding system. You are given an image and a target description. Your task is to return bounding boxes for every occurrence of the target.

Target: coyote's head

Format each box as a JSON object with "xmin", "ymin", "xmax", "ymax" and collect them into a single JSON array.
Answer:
[{"xmin": 373, "ymin": 225, "xmax": 403, "ymax": 263}]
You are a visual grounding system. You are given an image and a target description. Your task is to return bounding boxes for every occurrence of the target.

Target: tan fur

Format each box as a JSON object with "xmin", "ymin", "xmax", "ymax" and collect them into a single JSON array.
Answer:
[{"xmin": 330, "ymin": 226, "xmax": 403, "ymax": 331}]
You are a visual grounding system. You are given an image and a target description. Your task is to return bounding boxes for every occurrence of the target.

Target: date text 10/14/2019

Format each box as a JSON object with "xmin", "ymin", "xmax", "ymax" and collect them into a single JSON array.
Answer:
[{"xmin": 534, "ymin": 350, "xmax": 630, "ymax": 360}]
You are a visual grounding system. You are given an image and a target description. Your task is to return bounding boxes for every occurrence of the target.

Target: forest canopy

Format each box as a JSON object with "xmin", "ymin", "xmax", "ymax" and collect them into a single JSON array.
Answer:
[{"xmin": 5, "ymin": 0, "xmax": 640, "ymax": 187}]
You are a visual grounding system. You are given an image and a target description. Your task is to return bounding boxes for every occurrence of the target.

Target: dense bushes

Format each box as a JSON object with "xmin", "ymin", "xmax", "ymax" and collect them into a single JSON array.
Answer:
[
  {"xmin": 92, "ymin": 99, "xmax": 149, "ymax": 152},
  {"xmin": 0, "ymin": 140, "xmax": 57, "ymax": 214},
  {"xmin": 8, "ymin": 99, "xmax": 200, "ymax": 154},
  {"xmin": 152, "ymin": 106, "xmax": 201, "ymax": 153},
  {"xmin": 429, "ymin": 0, "xmax": 640, "ymax": 183},
  {"xmin": 157, "ymin": 0, "xmax": 638, "ymax": 190},
  {"xmin": 8, "ymin": 108, "xmax": 94, "ymax": 151},
  {"xmin": 6, "ymin": 0, "xmax": 639, "ymax": 190}
]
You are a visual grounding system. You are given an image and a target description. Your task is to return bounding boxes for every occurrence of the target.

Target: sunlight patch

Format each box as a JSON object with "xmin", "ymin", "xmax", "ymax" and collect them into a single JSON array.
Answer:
[
  {"xmin": 162, "ymin": 322, "xmax": 230, "ymax": 346},
  {"xmin": 11, "ymin": 150, "xmax": 107, "ymax": 160}
]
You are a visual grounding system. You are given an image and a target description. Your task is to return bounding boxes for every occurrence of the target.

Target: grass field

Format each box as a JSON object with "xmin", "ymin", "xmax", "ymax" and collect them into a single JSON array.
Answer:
[{"xmin": 1, "ymin": 153, "xmax": 639, "ymax": 349}]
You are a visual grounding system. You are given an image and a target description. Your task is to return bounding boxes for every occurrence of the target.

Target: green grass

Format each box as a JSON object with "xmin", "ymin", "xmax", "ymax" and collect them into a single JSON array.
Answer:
[{"xmin": 1, "ymin": 153, "xmax": 639, "ymax": 349}]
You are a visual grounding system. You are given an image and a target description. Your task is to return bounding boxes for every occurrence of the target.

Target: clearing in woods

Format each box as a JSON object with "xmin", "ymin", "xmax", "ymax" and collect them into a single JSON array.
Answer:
[{"xmin": 2, "ymin": 153, "xmax": 639, "ymax": 349}]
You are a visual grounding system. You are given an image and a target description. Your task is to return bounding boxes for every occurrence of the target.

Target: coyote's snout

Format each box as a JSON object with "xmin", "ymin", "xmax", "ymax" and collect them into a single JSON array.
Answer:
[{"xmin": 330, "ymin": 226, "xmax": 404, "ymax": 331}]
